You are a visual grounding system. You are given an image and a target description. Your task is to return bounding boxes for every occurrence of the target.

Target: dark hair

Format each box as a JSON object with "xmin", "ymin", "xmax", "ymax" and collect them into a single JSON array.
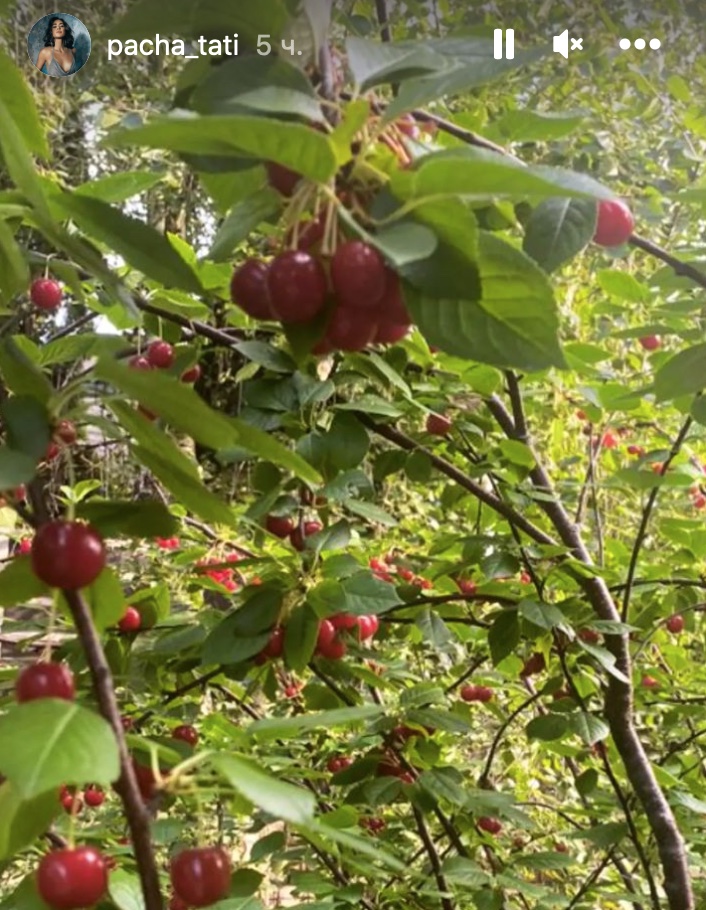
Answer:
[{"xmin": 42, "ymin": 17, "xmax": 74, "ymax": 48}]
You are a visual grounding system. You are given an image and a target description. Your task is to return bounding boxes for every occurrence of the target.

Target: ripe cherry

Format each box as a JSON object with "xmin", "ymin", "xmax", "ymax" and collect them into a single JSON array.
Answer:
[
  {"xmin": 36, "ymin": 846, "xmax": 108, "ymax": 910},
  {"xmin": 460, "ymin": 685, "xmax": 493, "ymax": 703},
  {"xmin": 31, "ymin": 521, "xmax": 106, "ymax": 589},
  {"xmin": 578, "ymin": 628, "xmax": 600, "ymax": 645},
  {"xmin": 260, "ymin": 626, "xmax": 285, "ymax": 660},
  {"xmin": 641, "ymin": 675, "xmax": 659, "ymax": 689},
  {"xmin": 267, "ymin": 251, "xmax": 328, "ymax": 323},
  {"xmin": 666, "ymin": 614, "xmax": 684, "ymax": 634},
  {"xmin": 520, "ymin": 653, "xmax": 546, "ymax": 677},
  {"xmin": 291, "ymin": 214, "xmax": 326, "ymax": 250},
  {"xmin": 456, "ymin": 578, "xmax": 477, "ymax": 595},
  {"xmin": 627, "ymin": 444, "xmax": 645, "ymax": 456},
  {"xmin": 330, "ymin": 241, "xmax": 387, "ymax": 309},
  {"xmin": 426, "ymin": 414, "xmax": 452, "ymax": 436},
  {"xmin": 146, "ymin": 341, "xmax": 175, "ymax": 369},
  {"xmin": 290, "ymin": 520, "xmax": 323, "ymax": 551},
  {"xmin": 172, "ymin": 724, "xmax": 199, "ymax": 746},
  {"xmin": 54, "ymin": 420, "xmax": 77, "ymax": 445},
  {"xmin": 374, "ymin": 321, "xmax": 410, "ymax": 345},
  {"xmin": 317, "ymin": 636, "xmax": 347, "ymax": 660},
  {"xmin": 30, "ymin": 278, "xmax": 62, "ymax": 311},
  {"xmin": 170, "ymin": 896, "xmax": 190, "ymax": 910},
  {"xmin": 83, "ymin": 786, "xmax": 105, "ymax": 808},
  {"xmin": 265, "ymin": 161, "xmax": 301, "ymax": 197},
  {"xmin": 15, "ymin": 662, "xmax": 75, "ymax": 703},
  {"xmin": 477, "ymin": 817, "xmax": 502, "ymax": 835},
  {"xmin": 283, "ymin": 683, "xmax": 301, "ymax": 698},
  {"xmin": 593, "ymin": 199, "xmax": 635, "ymax": 247},
  {"xmin": 327, "ymin": 755, "xmax": 352, "ymax": 773},
  {"xmin": 129, "ymin": 355, "xmax": 152, "ymax": 370},
  {"xmin": 60, "ymin": 792, "xmax": 82, "ymax": 814},
  {"xmin": 118, "ymin": 606, "xmax": 141, "ymax": 633},
  {"xmin": 316, "ymin": 619, "xmax": 336, "ymax": 652},
  {"xmin": 330, "ymin": 613, "xmax": 358, "ymax": 631},
  {"xmin": 323, "ymin": 304, "xmax": 378, "ymax": 352},
  {"xmin": 601, "ymin": 431, "xmax": 618, "ymax": 449},
  {"xmin": 378, "ymin": 269, "xmax": 411, "ymax": 324},
  {"xmin": 181, "ymin": 364, "xmax": 202, "ymax": 383},
  {"xmin": 265, "ymin": 515, "xmax": 294, "ymax": 538},
  {"xmin": 639, "ymin": 335, "xmax": 661, "ymax": 351},
  {"xmin": 170, "ymin": 846, "xmax": 231, "ymax": 908},
  {"xmin": 45, "ymin": 441, "xmax": 61, "ymax": 462},
  {"xmin": 230, "ymin": 259, "xmax": 273, "ymax": 320},
  {"xmin": 357, "ymin": 615, "xmax": 379, "ymax": 640},
  {"xmin": 17, "ymin": 536, "xmax": 32, "ymax": 555},
  {"xmin": 131, "ymin": 759, "xmax": 159, "ymax": 801}
]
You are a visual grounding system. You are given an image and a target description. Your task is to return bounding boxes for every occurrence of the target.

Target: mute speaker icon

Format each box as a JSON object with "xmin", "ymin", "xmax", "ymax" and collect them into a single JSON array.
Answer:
[{"xmin": 553, "ymin": 29, "xmax": 582, "ymax": 57}]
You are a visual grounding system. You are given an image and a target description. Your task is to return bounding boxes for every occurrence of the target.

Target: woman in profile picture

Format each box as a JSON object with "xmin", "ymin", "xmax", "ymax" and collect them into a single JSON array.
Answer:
[{"xmin": 35, "ymin": 17, "xmax": 77, "ymax": 76}]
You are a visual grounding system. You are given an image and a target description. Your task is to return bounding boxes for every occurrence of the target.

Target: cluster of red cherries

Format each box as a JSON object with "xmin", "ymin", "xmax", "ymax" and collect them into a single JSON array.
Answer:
[
  {"xmin": 257, "ymin": 610, "xmax": 380, "ymax": 663},
  {"xmin": 230, "ymin": 237, "xmax": 412, "ymax": 354}
]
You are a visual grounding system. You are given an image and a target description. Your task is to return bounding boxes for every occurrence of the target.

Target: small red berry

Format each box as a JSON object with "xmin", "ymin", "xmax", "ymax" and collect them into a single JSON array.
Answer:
[
  {"xmin": 230, "ymin": 259, "xmax": 273, "ymax": 320},
  {"xmin": 146, "ymin": 341, "xmax": 175, "ymax": 369},
  {"xmin": 639, "ymin": 335, "xmax": 661, "ymax": 351},
  {"xmin": 316, "ymin": 636, "xmax": 346, "ymax": 660},
  {"xmin": 54, "ymin": 420, "xmax": 77, "ymax": 445},
  {"xmin": 578, "ymin": 628, "xmax": 600, "ymax": 645},
  {"xmin": 267, "ymin": 251, "xmax": 328, "ymax": 323},
  {"xmin": 37, "ymin": 847, "xmax": 108, "ymax": 910},
  {"xmin": 260, "ymin": 627, "xmax": 285, "ymax": 660},
  {"xmin": 31, "ymin": 521, "xmax": 106, "ymax": 589},
  {"xmin": 172, "ymin": 724, "xmax": 199, "ymax": 746},
  {"xmin": 601, "ymin": 431, "xmax": 618, "ymax": 449},
  {"xmin": 30, "ymin": 278, "xmax": 62, "ymax": 311},
  {"xmin": 330, "ymin": 613, "xmax": 358, "ymax": 630},
  {"xmin": 593, "ymin": 199, "xmax": 635, "ymax": 247},
  {"xmin": 316, "ymin": 619, "xmax": 336, "ymax": 652},
  {"xmin": 426, "ymin": 414, "xmax": 452, "ymax": 436},
  {"xmin": 15, "ymin": 662, "xmax": 75, "ymax": 703},
  {"xmin": 330, "ymin": 241, "xmax": 387, "ymax": 310},
  {"xmin": 265, "ymin": 161, "xmax": 301, "ymax": 197},
  {"xmin": 666, "ymin": 614, "xmax": 684, "ymax": 634},
  {"xmin": 170, "ymin": 847, "xmax": 231, "ymax": 908},
  {"xmin": 456, "ymin": 578, "xmax": 477, "ymax": 595},
  {"xmin": 60, "ymin": 792, "xmax": 82, "ymax": 814},
  {"xmin": 181, "ymin": 364, "xmax": 202, "ymax": 383},
  {"xmin": 290, "ymin": 520, "xmax": 323, "ymax": 551},
  {"xmin": 627, "ymin": 444, "xmax": 645, "ymax": 456},
  {"xmin": 83, "ymin": 786, "xmax": 105, "ymax": 808},
  {"xmin": 129, "ymin": 355, "xmax": 152, "ymax": 370},
  {"xmin": 322, "ymin": 304, "xmax": 378, "ymax": 352},
  {"xmin": 118, "ymin": 606, "xmax": 141, "ymax": 633},
  {"xmin": 520, "ymin": 653, "xmax": 546, "ymax": 677},
  {"xmin": 265, "ymin": 515, "xmax": 295, "ymax": 538},
  {"xmin": 641, "ymin": 675, "xmax": 659, "ymax": 689},
  {"xmin": 477, "ymin": 817, "xmax": 502, "ymax": 835}
]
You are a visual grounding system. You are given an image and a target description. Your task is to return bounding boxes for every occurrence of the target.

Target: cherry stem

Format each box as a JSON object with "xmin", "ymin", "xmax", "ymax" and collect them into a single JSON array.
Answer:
[{"xmin": 63, "ymin": 588, "xmax": 163, "ymax": 910}]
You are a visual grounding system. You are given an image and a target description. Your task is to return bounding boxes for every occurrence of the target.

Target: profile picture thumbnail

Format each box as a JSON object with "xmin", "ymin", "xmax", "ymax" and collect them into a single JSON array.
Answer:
[{"xmin": 28, "ymin": 13, "xmax": 91, "ymax": 77}]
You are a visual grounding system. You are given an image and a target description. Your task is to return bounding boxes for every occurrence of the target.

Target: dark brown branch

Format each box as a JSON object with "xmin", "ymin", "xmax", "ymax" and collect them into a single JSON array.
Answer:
[
  {"xmin": 63, "ymin": 590, "xmax": 163, "ymax": 910},
  {"xmin": 478, "ymin": 691, "xmax": 541, "ymax": 788},
  {"xmin": 411, "ymin": 806, "xmax": 454, "ymax": 910},
  {"xmin": 375, "ymin": 0, "xmax": 392, "ymax": 42},
  {"xmin": 629, "ymin": 234, "xmax": 706, "ymax": 290}
]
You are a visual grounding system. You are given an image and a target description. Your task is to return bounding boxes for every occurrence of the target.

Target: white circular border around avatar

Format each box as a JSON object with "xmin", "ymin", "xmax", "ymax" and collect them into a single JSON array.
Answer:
[{"xmin": 28, "ymin": 13, "xmax": 91, "ymax": 78}]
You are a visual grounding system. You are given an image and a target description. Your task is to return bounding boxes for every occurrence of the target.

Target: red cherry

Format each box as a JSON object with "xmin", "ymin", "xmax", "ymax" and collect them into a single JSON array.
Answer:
[
  {"xmin": 460, "ymin": 685, "xmax": 477, "ymax": 702},
  {"xmin": 477, "ymin": 817, "xmax": 502, "ymax": 835},
  {"xmin": 356, "ymin": 615, "xmax": 378, "ymax": 640},
  {"xmin": 170, "ymin": 847, "xmax": 231, "ymax": 908},
  {"xmin": 17, "ymin": 536, "xmax": 32, "ymax": 555},
  {"xmin": 330, "ymin": 242, "xmax": 387, "ymax": 310},
  {"xmin": 693, "ymin": 494, "xmax": 706, "ymax": 509},
  {"xmin": 131, "ymin": 759, "xmax": 159, "ymax": 801},
  {"xmin": 129, "ymin": 355, "xmax": 153, "ymax": 370},
  {"xmin": 14, "ymin": 484, "xmax": 27, "ymax": 502},
  {"xmin": 639, "ymin": 335, "xmax": 661, "ymax": 351},
  {"xmin": 290, "ymin": 214, "xmax": 326, "ymax": 250},
  {"xmin": 265, "ymin": 515, "xmax": 295, "ymax": 538},
  {"xmin": 376, "ymin": 758, "xmax": 400, "ymax": 777},
  {"xmin": 170, "ymin": 895, "xmax": 190, "ymax": 910},
  {"xmin": 54, "ymin": 420, "xmax": 77, "ymax": 445},
  {"xmin": 283, "ymin": 683, "xmax": 301, "ymax": 698},
  {"xmin": 118, "ymin": 606, "xmax": 141, "ymax": 633},
  {"xmin": 601, "ymin": 431, "xmax": 618, "ymax": 449},
  {"xmin": 426, "ymin": 414, "xmax": 452, "ymax": 436},
  {"xmin": 260, "ymin": 627, "xmax": 285, "ymax": 660},
  {"xmin": 146, "ymin": 341, "xmax": 175, "ymax": 369},
  {"xmin": 267, "ymin": 251, "xmax": 328, "ymax": 323},
  {"xmin": 373, "ymin": 321, "xmax": 410, "ymax": 345},
  {"xmin": 265, "ymin": 161, "xmax": 301, "ymax": 197},
  {"xmin": 36, "ymin": 847, "xmax": 108, "ymax": 910},
  {"xmin": 60, "ymin": 792, "xmax": 82, "ymax": 814},
  {"xmin": 15, "ymin": 662, "xmax": 75, "ymax": 703},
  {"xmin": 456, "ymin": 578, "xmax": 477, "ymax": 595},
  {"xmin": 31, "ymin": 521, "xmax": 106, "ymax": 589},
  {"xmin": 641, "ymin": 675, "xmax": 659, "ymax": 689},
  {"xmin": 121, "ymin": 715, "xmax": 134, "ymax": 731},
  {"xmin": 593, "ymin": 199, "xmax": 635, "ymax": 247},
  {"xmin": 316, "ymin": 636, "xmax": 346, "ymax": 660},
  {"xmin": 378, "ymin": 269, "xmax": 411, "ymax": 323},
  {"xmin": 181, "ymin": 364, "xmax": 202, "ymax": 383},
  {"xmin": 45, "ymin": 441, "xmax": 61, "ymax": 462},
  {"xmin": 627, "ymin": 444, "xmax": 645, "ymax": 456},
  {"xmin": 323, "ymin": 304, "xmax": 378, "ymax": 352},
  {"xmin": 230, "ymin": 259, "xmax": 273, "ymax": 320},
  {"xmin": 329, "ymin": 613, "xmax": 358, "ymax": 631},
  {"xmin": 83, "ymin": 786, "xmax": 105, "ymax": 808},
  {"xmin": 290, "ymin": 520, "xmax": 323, "ymax": 551},
  {"xmin": 30, "ymin": 278, "xmax": 62, "ymax": 311},
  {"xmin": 666, "ymin": 615, "xmax": 684, "ymax": 634},
  {"xmin": 316, "ymin": 619, "xmax": 336, "ymax": 651},
  {"xmin": 578, "ymin": 628, "xmax": 600, "ymax": 645},
  {"xmin": 520, "ymin": 653, "xmax": 546, "ymax": 677},
  {"xmin": 172, "ymin": 724, "xmax": 199, "ymax": 746}
]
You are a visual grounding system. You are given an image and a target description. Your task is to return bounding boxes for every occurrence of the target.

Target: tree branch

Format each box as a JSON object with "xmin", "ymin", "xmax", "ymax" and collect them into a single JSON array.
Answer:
[{"xmin": 375, "ymin": 0, "xmax": 392, "ymax": 42}]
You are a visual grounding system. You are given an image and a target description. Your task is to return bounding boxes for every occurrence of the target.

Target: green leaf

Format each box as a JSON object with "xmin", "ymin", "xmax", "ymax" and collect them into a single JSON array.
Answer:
[
  {"xmin": 518, "ymin": 600, "xmax": 568, "ymax": 631},
  {"xmin": 522, "ymin": 198, "xmax": 597, "ymax": 273},
  {"xmin": 75, "ymin": 500, "xmax": 180, "ymax": 539},
  {"xmin": 340, "ymin": 571, "xmax": 402, "ymax": 615},
  {"xmin": 0, "ymin": 555, "xmax": 49, "ymax": 607},
  {"xmin": 488, "ymin": 610, "xmax": 520, "ymax": 665},
  {"xmin": 0, "ymin": 783, "xmax": 57, "ymax": 861},
  {"xmin": 517, "ymin": 852, "xmax": 574, "ymax": 871},
  {"xmin": 406, "ymin": 232, "xmax": 565, "ymax": 372},
  {"xmin": 284, "ymin": 603, "xmax": 320, "ymax": 673},
  {"xmin": 691, "ymin": 397, "xmax": 706, "ymax": 427},
  {"xmin": 81, "ymin": 567, "xmax": 129, "ymax": 632},
  {"xmin": 416, "ymin": 608, "xmax": 455, "ymax": 648},
  {"xmin": 209, "ymin": 753, "xmax": 316, "ymax": 823},
  {"xmin": 209, "ymin": 188, "xmax": 281, "ymax": 261},
  {"xmin": 74, "ymin": 171, "xmax": 165, "ymax": 203},
  {"xmin": 0, "ymin": 448, "xmax": 38, "ymax": 489},
  {"xmin": 107, "ymin": 115, "xmax": 337, "ymax": 184},
  {"xmin": 345, "ymin": 37, "xmax": 449, "ymax": 90},
  {"xmin": 392, "ymin": 147, "xmax": 613, "ymax": 202},
  {"xmin": 525, "ymin": 714, "xmax": 569, "ymax": 741},
  {"xmin": 0, "ymin": 50, "xmax": 49, "ymax": 158},
  {"xmin": 0, "ymin": 341, "xmax": 53, "ymax": 404},
  {"xmin": 596, "ymin": 269, "xmax": 651, "ymax": 302},
  {"xmin": 0, "ymin": 97, "xmax": 52, "ymax": 222},
  {"xmin": 246, "ymin": 706, "xmax": 384, "ymax": 741},
  {"xmin": 567, "ymin": 713, "xmax": 609, "ymax": 746},
  {"xmin": 202, "ymin": 587, "xmax": 283, "ymax": 665},
  {"xmin": 0, "ymin": 701, "xmax": 120, "ymax": 799},
  {"xmin": 0, "ymin": 220, "xmax": 30, "ymax": 302},
  {"xmin": 487, "ymin": 109, "xmax": 586, "ymax": 142},
  {"xmin": 52, "ymin": 193, "xmax": 203, "ymax": 294},
  {"xmin": 655, "ymin": 344, "xmax": 706, "ymax": 401},
  {"xmin": 109, "ymin": 870, "xmax": 145, "ymax": 910}
]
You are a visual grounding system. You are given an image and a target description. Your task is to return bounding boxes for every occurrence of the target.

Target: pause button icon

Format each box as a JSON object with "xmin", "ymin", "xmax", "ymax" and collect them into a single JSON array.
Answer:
[{"xmin": 494, "ymin": 28, "xmax": 514, "ymax": 59}]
